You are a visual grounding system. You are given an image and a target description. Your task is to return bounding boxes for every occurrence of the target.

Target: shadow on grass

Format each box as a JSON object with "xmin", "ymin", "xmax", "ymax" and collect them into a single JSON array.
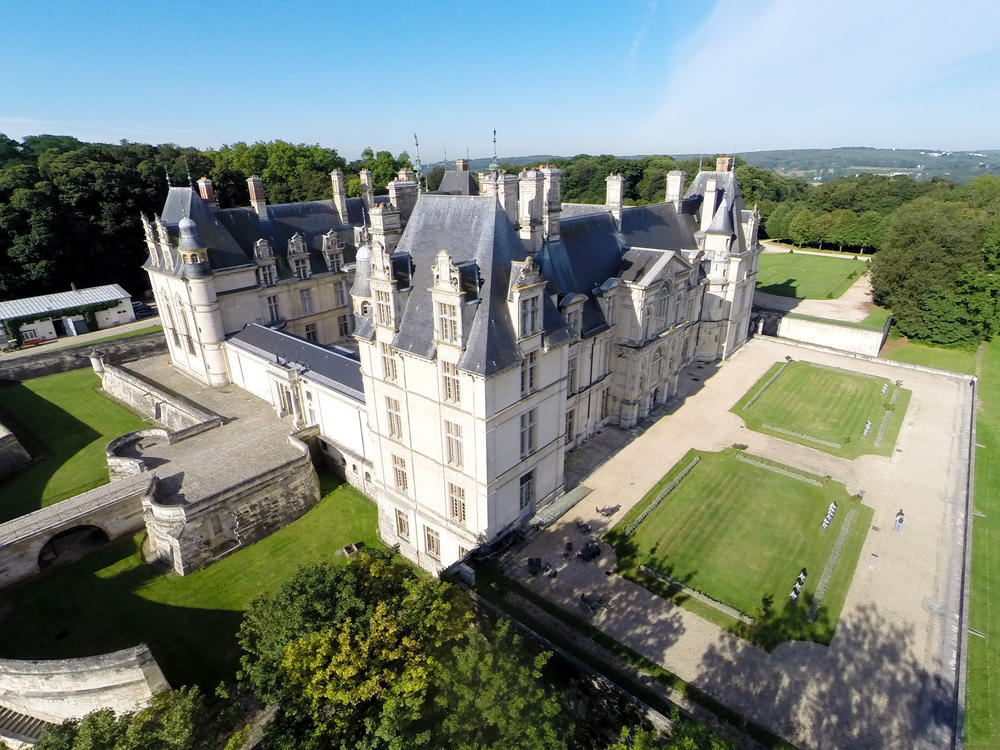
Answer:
[{"xmin": 757, "ymin": 278, "xmax": 801, "ymax": 298}]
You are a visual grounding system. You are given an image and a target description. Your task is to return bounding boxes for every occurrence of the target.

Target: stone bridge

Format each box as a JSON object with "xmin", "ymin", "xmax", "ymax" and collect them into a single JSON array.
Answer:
[{"xmin": 0, "ymin": 472, "xmax": 154, "ymax": 588}]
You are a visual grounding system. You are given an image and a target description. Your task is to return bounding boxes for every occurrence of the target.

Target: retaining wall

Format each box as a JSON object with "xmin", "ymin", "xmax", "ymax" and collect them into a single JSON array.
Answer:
[
  {"xmin": 0, "ymin": 645, "xmax": 169, "ymax": 724},
  {"xmin": 0, "ymin": 423, "xmax": 30, "ymax": 480},
  {"xmin": 776, "ymin": 316, "xmax": 889, "ymax": 357},
  {"xmin": 99, "ymin": 364, "xmax": 221, "ymax": 436},
  {"xmin": 0, "ymin": 332, "xmax": 166, "ymax": 383}
]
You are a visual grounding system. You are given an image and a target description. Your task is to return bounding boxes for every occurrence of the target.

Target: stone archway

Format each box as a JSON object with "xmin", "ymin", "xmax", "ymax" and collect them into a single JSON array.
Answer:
[{"xmin": 37, "ymin": 525, "xmax": 110, "ymax": 571}]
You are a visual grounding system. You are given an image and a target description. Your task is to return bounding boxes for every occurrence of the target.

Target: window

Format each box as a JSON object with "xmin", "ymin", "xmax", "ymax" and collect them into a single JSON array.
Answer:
[
  {"xmin": 519, "ymin": 470, "xmax": 534, "ymax": 510},
  {"xmin": 375, "ymin": 289, "xmax": 392, "ymax": 327},
  {"xmin": 424, "ymin": 527, "xmax": 441, "ymax": 560},
  {"xmin": 437, "ymin": 301, "xmax": 459, "ymax": 343},
  {"xmin": 305, "ymin": 389, "xmax": 317, "ymax": 424},
  {"xmin": 442, "ymin": 362, "xmax": 460, "ymax": 403},
  {"xmin": 395, "ymin": 509, "xmax": 409, "ymax": 540},
  {"xmin": 444, "ymin": 420, "xmax": 463, "ymax": 467},
  {"xmin": 603, "ymin": 343, "xmax": 611, "ymax": 376},
  {"xmin": 567, "ymin": 355, "xmax": 578, "ymax": 393},
  {"xmin": 520, "ymin": 409, "xmax": 536, "ymax": 458},
  {"xmin": 266, "ymin": 295, "xmax": 280, "ymax": 322},
  {"xmin": 294, "ymin": 258, "xmax": 310, "ymax": 280},
  {"xmin": 392, "ymin": 454, "xmax": 408, "ymax": 492},
  {"xmin": 520, "ymin": 351, "xmax": 536, "ymax": 395},
  {"xmin": 458, "ymin": 546, "xmax": 470, "ymax": 558},
  {"xmin": 600, "ymin": 389, "xmax": 610, "ymax": 420},
  {"xmin": 566, "ymin": 408, "xmax": 576, "ymax": 440},
  {"xmin": 656, "ymin": 288, "xmax": 670, "ymax": 327},
  {"xmin": 330, "ymin": 253, "xmax": 343, "ymax": 273},
  {"xmin": 386, "ymin": 396, "xmax": 402, "ymax": 439},
  {"xmin": 299, "ymin": 288, "xmax": 314, "ymax": 315},
  {"xmin": 381, "ymin": 342, "xmax": 397, "ymax": 382},
  {"xmin": 22, "ymin": 328, "xmax": 37, "ymax": 340},
  {"xmin": 337, "ymin": 314, "xmax": 351, "ymax": 337},
  {"xmin": 334, "ymin": 280, "xmax": 348, "ymax": 308},
  {"xmin": 448, "ymin": 483, "xmax": 466, "ymax": 525},
  {"xmin": 566, "ymin": 308, "xmax": 580, "ymax": 336},
  {"xmin": 519, "ymin": 295, "xmax": 539, "ymax": 336},
  {"xmin": 674, "ymin": 297, "xmax": 684, "ymax": 325},
  {"xmin": 259, "ymin": 264, "xmax": 275, "ymax": 287},
  {"xmin": 304, "ymin": 323, "xmax": 318, "ymax": 343}
]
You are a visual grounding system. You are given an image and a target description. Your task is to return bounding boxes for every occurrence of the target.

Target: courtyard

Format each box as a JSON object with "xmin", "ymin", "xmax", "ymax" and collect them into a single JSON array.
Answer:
[
  {"xmin": 504, "ymin": 336, "xmax": 972, "ymax": 750},
  {"xmin": 755, "ymin": 252, "xmax": 866, "ymax": 300}
]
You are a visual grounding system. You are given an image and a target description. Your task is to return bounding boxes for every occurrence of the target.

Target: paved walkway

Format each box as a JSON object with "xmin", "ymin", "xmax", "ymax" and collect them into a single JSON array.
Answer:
[
  {"xmin": 0, "ymin": 317, "xmax": 161, "ymax": 363},
  {"xmin": 754, "ymin": 272, "xmax": 874, "ymax": 323},
  {"xmin": 509, "ymin": 337, "xmax": 971, "ymax": 750}
]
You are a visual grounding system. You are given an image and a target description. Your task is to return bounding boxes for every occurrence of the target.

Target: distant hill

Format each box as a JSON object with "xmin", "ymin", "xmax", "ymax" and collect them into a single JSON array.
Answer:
[{"xmin": 431, "ymin": 147, "xmax": 999, "ymax": 184}]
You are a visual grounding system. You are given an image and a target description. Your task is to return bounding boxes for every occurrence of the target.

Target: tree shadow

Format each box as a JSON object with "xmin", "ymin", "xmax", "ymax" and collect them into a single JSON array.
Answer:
[{"xmin": 692, "ymin": 602, "xmax": 955, "ymax": 748}]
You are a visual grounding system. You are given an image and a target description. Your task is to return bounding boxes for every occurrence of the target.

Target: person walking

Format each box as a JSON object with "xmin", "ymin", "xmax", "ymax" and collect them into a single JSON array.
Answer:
[{"xmin": 893, "ymin": 509, "xmax": 905, "ymax": 532}]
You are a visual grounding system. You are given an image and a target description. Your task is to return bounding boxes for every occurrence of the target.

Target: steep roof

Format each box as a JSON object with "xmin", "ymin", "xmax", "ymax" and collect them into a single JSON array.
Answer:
[
  {"xmin": 436, "ymin": 170, "xmax": 480, "ymax": 196},
  {"xmin": 685, "ymin": 170, "xmax": 747, "ymax": 237},
  {"xmin": 618, "ymin": 203, "xmax": 699, "ymax": 250},
  {"xmin": 0, "ymin": 284, "xmax": 131, "ymax": 321}
]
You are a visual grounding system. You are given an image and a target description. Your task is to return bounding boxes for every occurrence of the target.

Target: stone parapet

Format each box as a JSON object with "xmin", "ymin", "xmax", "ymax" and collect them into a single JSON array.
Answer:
[
  {"xmin": 0, "ymin": 422, "xmax": 30, "ymax": 481},
  {"xmin": 99, "ymin": 363, "xmax": 222, "ymax": 436}
]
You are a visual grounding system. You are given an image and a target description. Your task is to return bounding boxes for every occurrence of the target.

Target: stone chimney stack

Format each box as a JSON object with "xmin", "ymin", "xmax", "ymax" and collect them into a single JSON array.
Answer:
[
  {"xmin": 197, "ymin": 177, "xmax": 218, "ymax": 208},
  {"xmin": 455, "ymin": 158, "xmax": 469, "ymax": 172},
  {"xmin": 666, "ymin": 170, "xmax": 685, "ymax": 209},
  {"xmin": 388, "ymin": 174, "xmax": 418, "ymax": 228},
  {"xmin": 397, "ymin": 167, "xmax": 415, "ymax": 182},
  {"xmin": 605, "ymin": 173, "xmax": 625, "ymax": 222},
  {"xmin": 540, "ymin": 166, "xmax": 562, "ymax": 241},
  {"xmin": 369, "ymin": 204, "xmax": 402, "ymax": 254},
  {"xmin": 247, "ymin": 176, "xmax": 268, "ymax": 218},
  {"xmin": 700, "ymin": 176, "xmax": 719, "ymax": 232},
  {"xmin": 518, "ymin": 168, "xmax": 544, "ymax": 255},
  {"xmin": 716, "ymin": 155, "xmax": 733, "ymax": 173},
  {"xmin": 360, "ymin": 169, "xmax": 374, "ymax": 210},
  {"xmin": 330, "ymin": 169, "xmax": 349, "ymax": 224},
  {"xmin": 497, "ymin": 172, "xmax": 518, "ymax": 227}
]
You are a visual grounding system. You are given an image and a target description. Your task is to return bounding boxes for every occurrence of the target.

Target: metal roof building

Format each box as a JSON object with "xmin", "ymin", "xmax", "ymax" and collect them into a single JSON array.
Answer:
[{"xmin": 0, "ymin": 284, "xmax": 131, "ymax": 321}]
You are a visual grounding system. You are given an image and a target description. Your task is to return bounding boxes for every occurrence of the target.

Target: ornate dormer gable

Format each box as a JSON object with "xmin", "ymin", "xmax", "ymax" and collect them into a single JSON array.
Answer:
[
  {"xmin": 254, "ymin": 238, "xmax": 274, "ymax": 259},
  {"xmin": 369, "ymin": 241, "xmax": 401, "ymax": 332},
  {"xmin": 321, "ymin": 229, "xmax": 344, "ymax": 272},
  {"xmin": 370, "ymin": 241, "xmax": 393, "ymax": 282},
  {"xmin": 560, "ymin": 292, "xmax": 587, "ymax": 338},
  {"xmin": 141, "ymin": 213, "xmax": 160, "ymax": 266},
  {"xmin": 154, "ymin": 215, "xmax": 177, "ymax": 267},
  {"xmin": 254, "ymin": 239, "xmax": 277, "ymax": 287},
  {"xmin": 508, "ymin": 255, "xmax": 546, "ymax": 340},
  {"xmin": 430, "ymin": 249, "xmax": 465, "ymax": 349},
  {"xmin": 594, "ymin": 277, "xmax": 622, "ymax": 329},
  {"xmin": 288, "ymin": 232, "xmax": 311, "ymax": 280}
]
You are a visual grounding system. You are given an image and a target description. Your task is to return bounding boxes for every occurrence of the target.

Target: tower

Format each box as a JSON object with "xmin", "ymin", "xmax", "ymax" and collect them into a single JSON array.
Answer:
[{"xmin": 177, "ymin": 218, "xmax": 229, "ymax": 386}]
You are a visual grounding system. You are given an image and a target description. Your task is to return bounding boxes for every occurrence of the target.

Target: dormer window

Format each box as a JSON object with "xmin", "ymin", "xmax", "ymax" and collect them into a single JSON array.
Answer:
[
  {"xmin": 520, "ymin": 296, "xmax": 540, "ymax": 337},
  {"xmin": 436, "ymin": 301, "xmax": 459, "ymax": 344},
  {"xmin": 259, "ymin": 265, "xmax": 276, "ymax": 287},
  {"xmin": 294, "ymin": 258, "xmax": 310, "ymax": 280},
  {"xmin": 375, "ymin": 289, "xmax": 393, "ymax": 327},
  {"xmin": 566, "ymin": 308, "xmax": 581, "ymax": 336}
]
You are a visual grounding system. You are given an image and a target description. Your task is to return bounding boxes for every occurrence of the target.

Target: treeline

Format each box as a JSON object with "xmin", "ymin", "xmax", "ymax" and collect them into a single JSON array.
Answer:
[
  {"xmin": 0, "ymin": 134, "xmax": 409, "ymax": 299},
  {"xmin": 36, "ymin": 548, "xmax": 731, "ymax": 750}
]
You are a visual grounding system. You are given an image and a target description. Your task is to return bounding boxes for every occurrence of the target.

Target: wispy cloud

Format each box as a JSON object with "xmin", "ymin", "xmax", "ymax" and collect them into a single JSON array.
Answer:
[{"xmin": 628, "ymin": 0, "xmax": 659, "ymax": 70}]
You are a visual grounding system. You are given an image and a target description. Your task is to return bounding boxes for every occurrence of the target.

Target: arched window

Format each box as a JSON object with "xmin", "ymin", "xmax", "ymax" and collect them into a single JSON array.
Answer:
[
  {"xmin": 674, "ymin": 296, "xmax": 684, "ymax": 326},
  {"xmin": 656, "ymin": 286, "xmax": 670, "ymax": 329}
]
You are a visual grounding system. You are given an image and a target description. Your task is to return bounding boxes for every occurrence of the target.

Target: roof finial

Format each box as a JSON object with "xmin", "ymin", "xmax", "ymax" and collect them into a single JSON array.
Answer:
[
  {"xmin": 698, "ymin": 149, "xmax": 703, "ymax": 172},
  {"xmin": 183, "ymin": 156, "xmax": 193, "ymax": 187},
  {"xmin": 489, "ymin": 129, "xmax": 500, "ymax": 172},
  {"xmin": 164, "ymin": 165, "xmax": 172, "ymax": 188},
  {"xmin": 413, "ymin": 133, "xmax": 422, "ymax": 192}
]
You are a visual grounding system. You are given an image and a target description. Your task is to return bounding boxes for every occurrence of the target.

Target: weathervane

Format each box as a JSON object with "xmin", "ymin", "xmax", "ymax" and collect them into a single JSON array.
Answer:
[
  {"xmin": 164, "ymin": 165, "xmax": 172, "ymax": 188},
  {"xmin": 183, "ymin": 156, "xmax": 193, "ymax": 187},
  {"xmin": 489, "ymin": 129, "xmax": 500, "ymax": 172},
  {"xmin": 413, "ymin": 133, "xmax": 422, "ymax": 192}
]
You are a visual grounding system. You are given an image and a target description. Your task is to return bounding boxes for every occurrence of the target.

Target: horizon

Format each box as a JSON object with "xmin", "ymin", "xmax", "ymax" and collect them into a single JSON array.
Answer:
[{"xmin": 2, "ymin": 0, "xmax": 999, "ymax": 160}]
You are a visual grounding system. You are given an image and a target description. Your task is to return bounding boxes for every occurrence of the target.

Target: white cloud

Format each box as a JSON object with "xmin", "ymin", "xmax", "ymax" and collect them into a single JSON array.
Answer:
[{"xmin": 635, "ymin": 0, "xmax": 1000, "ymax": 151}]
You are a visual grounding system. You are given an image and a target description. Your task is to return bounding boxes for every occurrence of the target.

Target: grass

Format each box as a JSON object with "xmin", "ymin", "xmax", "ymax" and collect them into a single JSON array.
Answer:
[
  {"xmin": 732, "ymin": 360, "xmax": 911, "ymax": 459},
  {"xmin": 756, "ymin": 252, "xmax": 866, "ymax": 299},
  {"xmin": 0, "ymin": 475, "xmax": 380, "ymax": 689},
  {"xmin": 0, "ymin": 368, "xmax": 149, "ymax": 522},
  {"xmin": 84, "ymin": 324, "xmax": 162, "ymax": 345},
  {"xmin": 606, "ymin": 449, "xmax": 871, "ymax": 649},
  {"xmin": 967, "ymin": 339, "xmax": 999, "ymax": 748},
  {"xmin": 881, "ymin": 336, "xmax": 978, "ymax": 375}
]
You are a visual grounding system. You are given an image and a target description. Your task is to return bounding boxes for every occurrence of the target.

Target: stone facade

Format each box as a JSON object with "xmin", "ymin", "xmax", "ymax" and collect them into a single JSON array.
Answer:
[{"xmin": 0, "ymin": 422, "xmax": 30, "ymax": 481}]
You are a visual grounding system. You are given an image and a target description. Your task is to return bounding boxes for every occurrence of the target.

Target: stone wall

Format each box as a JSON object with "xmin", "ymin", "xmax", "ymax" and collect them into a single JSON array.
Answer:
[
  {"xmin": 99, "ymin": 364, "xmax": 222, "ymax": 437},
  {"xmin": 0, "ymin": 422, "xmax": 30, "ymax": 481},
  {"xmin": 0, "ymin": 645, "xmax": 168, "ymax": 724},
  {"xmin": 776, "ymin": 315, "xmax": 889, "ymax": 357},
  {"xmin": 0, "ymin": 332, "xmax": 166, "ymax": 383}
]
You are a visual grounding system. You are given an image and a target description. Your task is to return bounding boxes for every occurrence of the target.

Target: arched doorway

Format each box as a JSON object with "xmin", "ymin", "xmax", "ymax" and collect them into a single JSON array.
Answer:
[{"xmin": 38, "ymin": 526, "xmax": 110, "ymax": 570}]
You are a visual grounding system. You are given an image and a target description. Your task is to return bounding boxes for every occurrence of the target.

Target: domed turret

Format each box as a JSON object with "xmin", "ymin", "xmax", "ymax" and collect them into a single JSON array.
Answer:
[
  {"xmin": 350, "ymin": 241, "xmax": 372, "ymax": 316},
  {"xmin": 177, "ymin": 217, "xmax": 210, "ymax": 277}
]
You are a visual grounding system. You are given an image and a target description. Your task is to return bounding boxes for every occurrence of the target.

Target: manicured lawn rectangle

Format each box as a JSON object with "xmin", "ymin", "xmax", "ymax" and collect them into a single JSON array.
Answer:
[
  {"xmin": 0, "ymin": 368, "xmax": 149, "ymax": 521},
  {"xmin": 882, "ymin": 337, "xmax": 977, "ymax": 375},
  {"xmin": 607, "ymin": 449, "xmax": 871, "ymax": 649},
  {"xmin": 732, "ymin": 360, "xmax": 911, "ymax": 458},
  {"xmin": 0, "ymin": 476, "xmax": 381, "ymax": 689},
  {"xmin": 756, "ymin": 253, "xmax": 866, "ymax": 299}
]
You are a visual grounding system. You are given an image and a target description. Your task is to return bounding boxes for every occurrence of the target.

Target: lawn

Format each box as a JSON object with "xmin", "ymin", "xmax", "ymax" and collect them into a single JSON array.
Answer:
[
  {"xmin": 881, "ymin": 336, "xmax": 978, "ymax": 375},
  {"xmin": 0, "ymin": 476, "xmax": 381, "ymax": 689},
  {"xmin": 732, "ymin": 360, "xmax": 911, "ymax": 459},
  {"xmin": 85, "ymin": 324, "xmax": 162, "ymax": 345},
  {"xmin": 967, "ymin": 339, "xmax": 999, "ymax": 749},
  {"xmin": 0, "ymin": 368, "xmax": 149, "ymax": 521},
  {"xmin": 607, "ymin": 449, "xmax": 871, "ymax": 649},
  {"xmin": 756, "ymin": 253, "xmax": 866, "ymax": 299}
]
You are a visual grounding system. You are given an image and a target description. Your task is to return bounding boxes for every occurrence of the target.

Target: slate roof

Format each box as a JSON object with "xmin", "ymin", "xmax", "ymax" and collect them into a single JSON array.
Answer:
[
  {"xmin": 618, "ymin": 249, "xmax": 679, "ymax": 285},
  {"xmin": 436, "ymin": 170, "xmax": 480, "ymax": 196},
  {"xmin": 618, "ymin": 203, "xmax": 699, "ymax": 250},
  {"xmin": 560, "ymin": 203, "xmax": 608, "ymax": 219},
  {"xmin": 227, "ymin": 323, "xmax": 364, "ymax": 403},
  {"xmin": 685, "ymin": 170, "xmax": 747, "ymax": 235},
  {"xmin": 0, "ymin": 284, "xmax": 130, "ymax": 321}
]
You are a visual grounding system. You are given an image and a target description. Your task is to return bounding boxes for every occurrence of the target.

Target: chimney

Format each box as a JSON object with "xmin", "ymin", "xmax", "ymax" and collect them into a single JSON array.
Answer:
[
  {"xmin": 247, "ymin": 176, "xmax": 268, "ymax": 218},
  {"xmin": 455, "ymin": 158, "xmax": 469, "ymax": 172},
  {"xmin": 397, "ymin": 167, "xmax": 415, "ymax": 182},
  {"xmin": 369, "ymin": 204, "xmax": 402, "ymax": 254},
  {"xmin": 605, "ymin": 173, "xmax": 624, "ymax": 222},
  {"xmin": 197, "ymin": 177, "xmax": 218, "ymax": 208},
  {"xmin": 666, "ymin": 170, "xmax": 685, "ymax": 208},
  {"xmin": 497, "ymin": 172, "xmax": 518, "ymax": 226},
  {"xmin": 716, "ymin": 156, "xmax": 733, "ymax": 173},
  {"xmin": 540, "ymin": 165, "xmax": 562, "ymax": 241},
  {"xmin": 359, "ymin": 169, "xmax": 374, "ymax": 210},
  {"xmin": 388, "ymin": 175, "xmax": 418, "ymax": 228},
  {"xmin": 700, "ymin": 177, "xmax": 718, "ymax": 232},
  {"xmin": 518, "ymin": 168, "xmax": 543, "ymax": 255},
  {"xmin": 330, "ymin": 170, "xmax": 348, "ymax": 225}
]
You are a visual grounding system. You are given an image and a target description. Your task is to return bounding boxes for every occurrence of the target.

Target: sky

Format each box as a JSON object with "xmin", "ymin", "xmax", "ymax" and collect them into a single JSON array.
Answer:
[{"xmin": 1, "ymin": 0, "xmax": 998, "ymax": 160}]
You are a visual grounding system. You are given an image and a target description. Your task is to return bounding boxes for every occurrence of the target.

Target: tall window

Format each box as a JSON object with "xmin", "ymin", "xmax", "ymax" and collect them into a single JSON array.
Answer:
[
  {"xmin": 304, "ymin": 323, "xmax": 318, "ymax": 343},
  {"xmin": 566, "ymin": 309, "xmax": 580, "ymax": 336},
  {"xmin": 656, "ymin": 287, "xmax": 670, "ymax": 327},
  {"xmin": 567, "ymin": 355, "xmax": 578, "ymax": 393},
  {"xmin": 266, "ymin": 295, "xmax": 280, "ymax": 322},
  {"xmin": 442, "ymin": 362, "xmax": 460, "ymax": 403},
  {"xmin": 337, "ymin": 314, "xmax": 351, "ymax": 337},
  {"xmin": 674, "ymin": 297, "xmax": 684, "ymax": 326},
  {"xmin": 437, "ymin": 301, "xmax": 459, "ymax": 343},
  {"xmin": 300, "ymin": 288, "xmax": 314, "ymax": 315},
  {"xmin": 444, "ymin": 420, "xmax": 463, "ymax": 467},
  {"xmin": 375, "ymin": 290, "xmax": 392, "ymax": 327},
  {"xmin": 600, "ymin": 389, "xmax": 610, "ymax": 420},
  {"xmin": 520, "ymin": 351, "xmax": 536, "ymax": 395},
  {"xmin": 259, "ymin": 265, "xmax": 275, "ymax": 287},
  {"xmin": 395, "ymin": 509, "xmax": 409, "ymax": 540},
  {"xmin": 566, "ymin": 408, "xmax": 576, "ymax": 441},
  {"xmin": 424, "ymin": 527, "xmax": 441, "ymax": 560},
  {"xmin": 392, "ymin": 454, "xmax": 408, "ymax": 492},
  {"xmin": 448, "ymin": 483, "xmax": 466, "ymax": 525},
  {"xmin": 519, "ymin": 470, "xmax": 534, "ymax": 510},
  {"xmin": 294, "ymin": 258, "xmax": 310, "ymax": 280},
  {"xmin": 386, "ymin": 396, "xmax": 402, "ymax": 439},
  {"xmin": 520, "ymin": 295, "xmax": 539, "ymax": 336},
  {"xmin": 304, "ymin": 389, "xmax": 317, "ymax": 424},
  {"xmin": 520, "ymin": 409, "xmax": 536, "ymax": 458},
  {"xmin": 330, "ymin": 253, "xmax": 344, "ymax": 273},
  {"xmin": 334, "ymin": 280, "xmax": 348, "ymax": 307},
  {"xmin": 381, "ymin": 343, "xmax": 397, "ymax": 382}
]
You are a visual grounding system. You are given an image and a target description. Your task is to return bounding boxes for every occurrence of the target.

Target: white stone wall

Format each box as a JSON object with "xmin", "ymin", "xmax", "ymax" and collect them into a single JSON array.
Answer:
[
  {"xmin": 777, "ymin": 316, "xmax": 888, "ymax": 357},
  {"xmin": 94, "ymin": 299, "xmax": 135, "ymax": 329}
]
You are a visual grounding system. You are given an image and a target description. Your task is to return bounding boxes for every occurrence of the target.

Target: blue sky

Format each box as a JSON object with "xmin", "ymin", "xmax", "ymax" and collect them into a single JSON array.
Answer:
[{"xmin": 2, "ymin": 0, "xmax": 998, "ymax": 160}]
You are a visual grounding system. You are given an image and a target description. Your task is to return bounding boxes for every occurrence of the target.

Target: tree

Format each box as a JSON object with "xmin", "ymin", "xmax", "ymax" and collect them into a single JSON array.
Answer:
[
  {"xmin": 787, "ymin": 206, "xmax": 818, "ymax": 246},
  {"xmin": 764, "ymin": 202, "xmax": 793, "ymax": 241},
  {"xmin": 425, "ymin": 166, "xmax": 446, "ymax": 192}
]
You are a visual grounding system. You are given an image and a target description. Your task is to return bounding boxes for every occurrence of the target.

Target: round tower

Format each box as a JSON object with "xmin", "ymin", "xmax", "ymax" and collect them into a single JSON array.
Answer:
[{"xmin": 178, "ymin": 217, "xmax": 230, "ymax": 386}]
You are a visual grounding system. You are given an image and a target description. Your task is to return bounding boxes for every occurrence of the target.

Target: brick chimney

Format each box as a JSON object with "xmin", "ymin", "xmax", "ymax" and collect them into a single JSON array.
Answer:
[
  {"xmin": 247, "ymin": 176, "xmax": 267, "ymax": 218},
  {"xmin": 197, "ymin": 177, "xmax": 218, "ymax": 208},
  {"xmin": 716, "ymin": 156, "xmax": 733, "ymax": 173},
  {"xmin": 455, "ymin": 158, "xmax": 469, "ymax": 172}
]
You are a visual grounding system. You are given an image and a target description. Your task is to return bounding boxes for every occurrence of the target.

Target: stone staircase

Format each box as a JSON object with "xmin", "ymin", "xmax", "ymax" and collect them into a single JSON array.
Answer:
[{"xmin": 0, "ymin": 705, "xmax": 53, "ymax": 746}]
